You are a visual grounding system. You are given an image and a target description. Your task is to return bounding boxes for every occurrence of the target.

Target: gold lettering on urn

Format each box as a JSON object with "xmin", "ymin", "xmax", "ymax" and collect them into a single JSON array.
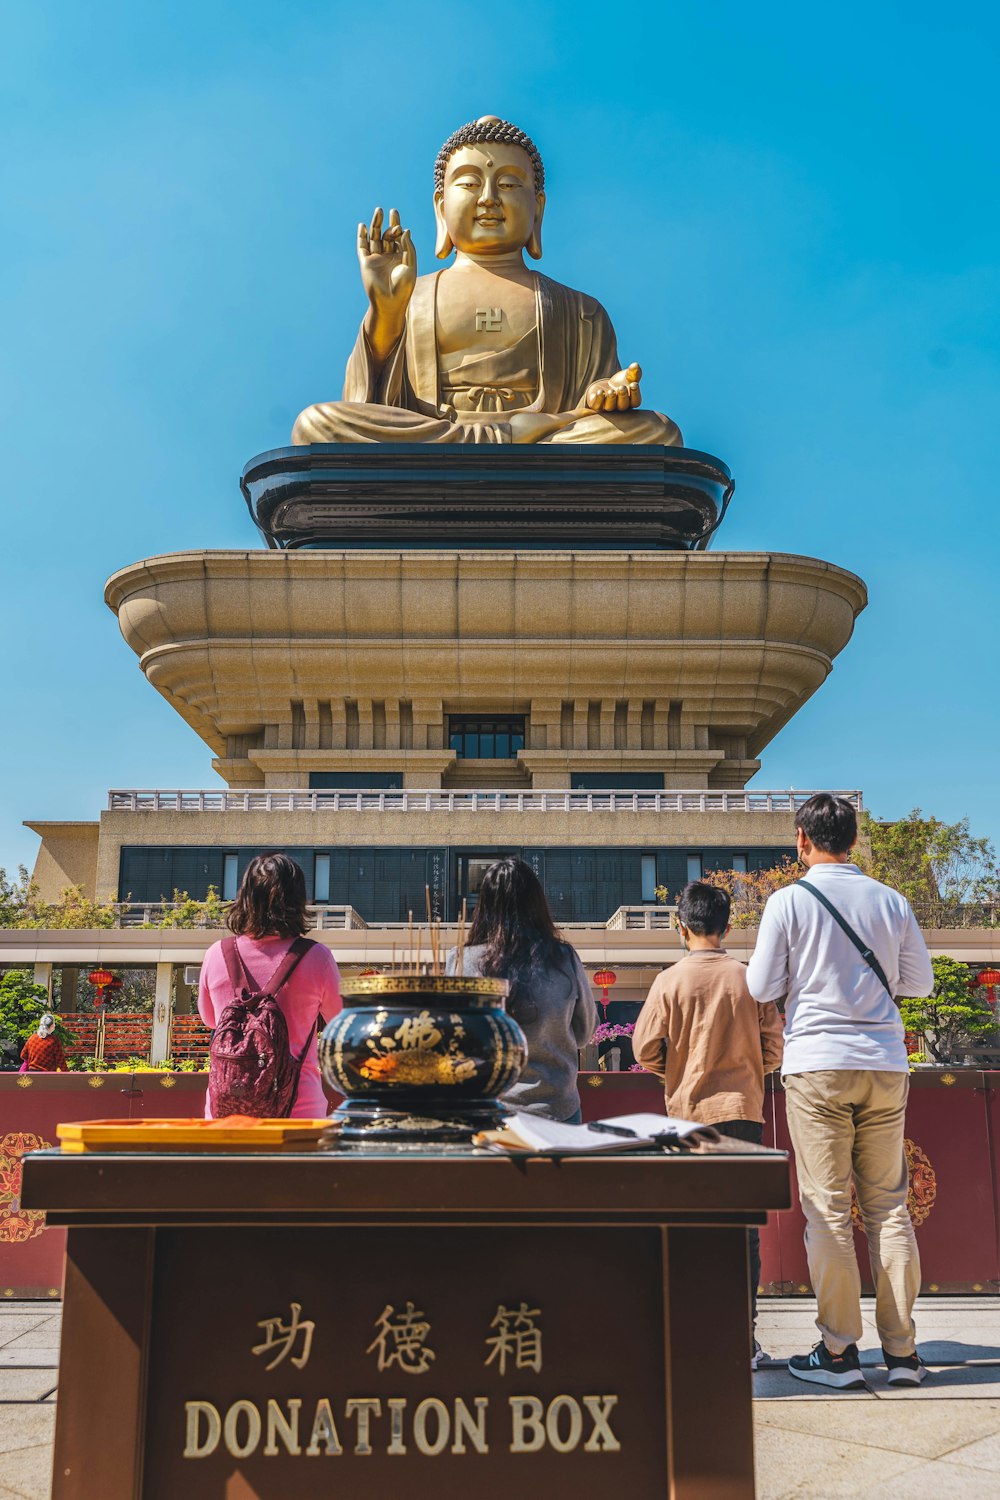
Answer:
[
  {"xmin": 394, "ymin": 1012, "xmax": 443, "ymax": 1050},
  {"xmin": 263, "ymin": 1397, "xmax": 302, "ymax": 1456},
  {"xmin": 223, "ymin": 1400, "xmax": 262, "ymax": 1459},
  {"xmin": 305, "ymin": 1398, "xmax": 343, "ymax": 1456},
  {"xmin": 183, "ymin": 1401, "xmax": 221, "ymax": 1459},
  {"xmin": 345, "ymin": 1397, "xmax": 382, "ymax": 1455}
]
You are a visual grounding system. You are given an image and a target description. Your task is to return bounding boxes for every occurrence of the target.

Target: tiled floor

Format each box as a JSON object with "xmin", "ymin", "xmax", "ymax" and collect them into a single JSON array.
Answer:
[
  {"xmin": 2, "ymin": 1297, "xmax": 1000, "ymax": 1497},
  {"xmin": 754, "ymin": 1298, "xmax": 1000, "ymax": 1497},
  {"xmin": 0, "ymin": 1306, "xmax": 58, "ymax": 1500}
]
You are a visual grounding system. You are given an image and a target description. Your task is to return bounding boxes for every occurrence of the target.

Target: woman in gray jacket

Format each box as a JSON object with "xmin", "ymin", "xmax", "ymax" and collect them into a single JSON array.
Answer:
[{"xmin": 447, "ymin": 857, "xmax": 597, "ymax": 1122}]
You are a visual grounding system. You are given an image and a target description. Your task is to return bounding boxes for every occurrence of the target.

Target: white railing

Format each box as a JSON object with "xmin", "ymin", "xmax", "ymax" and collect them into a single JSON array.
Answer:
[
  {"xmin": 110, "ymin": 903, "xmax": 369, "ymax": 930},
  {"xmin": 606, "ymin": 905, "xmax": 678, "ymax": 931},
  {"xmin": 108, "ymin": 788, "xmax": 863, "ymax": 815},
  {"xmin": 94, "ymin": 902, "xmax": 678, "ymax": 933}
]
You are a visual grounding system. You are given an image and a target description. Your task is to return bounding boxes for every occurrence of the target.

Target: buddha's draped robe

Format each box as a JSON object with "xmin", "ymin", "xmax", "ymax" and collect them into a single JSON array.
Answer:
[{"xmin": 291, "ymin": 270, "xmax": 682, "ymax": 446}]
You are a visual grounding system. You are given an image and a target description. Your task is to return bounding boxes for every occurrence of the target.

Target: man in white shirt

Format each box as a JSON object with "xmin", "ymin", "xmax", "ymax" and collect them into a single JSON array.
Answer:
[{"xmin": 747, "ymin": 793, "xmax": 934, "ymax": 1390}]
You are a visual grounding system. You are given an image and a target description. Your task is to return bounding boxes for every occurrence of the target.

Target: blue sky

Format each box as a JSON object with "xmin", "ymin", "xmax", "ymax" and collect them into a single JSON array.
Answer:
[{"xmin": 2, "ymin": 1, "xmax": 998, "ymax": 874}]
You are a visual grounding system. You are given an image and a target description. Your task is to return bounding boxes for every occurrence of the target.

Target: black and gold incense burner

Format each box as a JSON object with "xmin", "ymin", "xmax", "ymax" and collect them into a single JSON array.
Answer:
[{"xmin": 319, "ymin": 975, "xmax": 527, "ymax": 1143}]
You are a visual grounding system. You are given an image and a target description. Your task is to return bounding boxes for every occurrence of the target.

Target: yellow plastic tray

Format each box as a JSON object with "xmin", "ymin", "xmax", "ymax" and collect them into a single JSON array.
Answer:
[{"xmin": 56, "ymin": 1117, "xmax": 332, "ymax": 1153}]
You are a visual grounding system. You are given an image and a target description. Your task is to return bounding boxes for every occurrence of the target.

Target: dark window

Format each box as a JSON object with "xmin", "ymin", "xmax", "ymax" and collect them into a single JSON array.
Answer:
[
  {"xmin": 308, "ymin": 773, "xmax": 403, "ymax": 789},
  {"xmin": 222, "ymin": 853, "xmax": 239, "ymax": 902},
  {"xmin": 448, "ymin": 716, "xmax": 525, "ymax": 760}
]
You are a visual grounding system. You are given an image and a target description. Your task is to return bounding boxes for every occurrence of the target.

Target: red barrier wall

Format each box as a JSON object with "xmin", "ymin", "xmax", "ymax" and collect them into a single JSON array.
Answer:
[
  {"xmin": 1, "ymin": 1073, "xmax": 209, "ymax": 1298},
  {"xmin": 6, "ymin": 1069, "xmax": 1000, "ymax": 1297},
  {"xmin": 580, "ymin": 1069, "xmax": 1000, "ymax": 1296}
]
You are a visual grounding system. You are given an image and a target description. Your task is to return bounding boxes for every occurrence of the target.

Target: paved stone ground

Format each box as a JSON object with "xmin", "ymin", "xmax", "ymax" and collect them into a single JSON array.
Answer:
[
  {"xmin": 0, "ymin": 1304, "xmax": 58, "ymax": 1500},
  {"xmin": 2, "ymin": 1297, "xmax": 999, "ymax": 1496},
  {"xmin": 754, "ymin": 1297, "xmax": 1000, "ymax": 1497}
]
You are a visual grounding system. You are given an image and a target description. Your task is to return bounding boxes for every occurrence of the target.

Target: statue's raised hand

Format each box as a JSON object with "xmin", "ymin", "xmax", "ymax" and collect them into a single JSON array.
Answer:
[
  {"xmin": 584, "ymin": 363, "xmax": 642, "ymax": 413},
  {"xmin": 359, "ymin": 207, "xmax": 416, "ymax": 317}
]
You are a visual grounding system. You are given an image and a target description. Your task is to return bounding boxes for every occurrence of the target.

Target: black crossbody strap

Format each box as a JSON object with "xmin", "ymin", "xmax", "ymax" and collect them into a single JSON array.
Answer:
[{"xmin": 798, "ymin": 881, "xmax": 894, "ymax": 999}]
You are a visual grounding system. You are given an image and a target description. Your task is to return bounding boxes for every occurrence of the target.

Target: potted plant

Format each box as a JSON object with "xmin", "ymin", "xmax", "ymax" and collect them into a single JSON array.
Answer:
[{"xmin": 898, "ymin": 956, "xmax": 998, "ymax": 1066}]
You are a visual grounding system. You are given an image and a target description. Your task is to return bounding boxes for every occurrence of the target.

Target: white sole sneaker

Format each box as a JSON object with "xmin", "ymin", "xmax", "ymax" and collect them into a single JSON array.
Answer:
[
  {"xmin": 886, "ymin": 1362, "xmax": 927, "ymax": 1386},
  {"xmin": 788, "ymin": 1362, "xmax": 867, "ymax": 1390}
]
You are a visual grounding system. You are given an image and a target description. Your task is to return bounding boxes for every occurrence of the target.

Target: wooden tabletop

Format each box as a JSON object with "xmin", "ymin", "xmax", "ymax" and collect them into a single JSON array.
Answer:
[{"xmin": 22, "ymin": 1144, "xmax": 790, "ymax": 1228}]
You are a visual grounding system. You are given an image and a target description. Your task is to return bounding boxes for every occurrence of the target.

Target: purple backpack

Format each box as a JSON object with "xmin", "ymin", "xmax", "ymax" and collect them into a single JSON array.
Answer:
[{"xmin": 208, "ymin": 936, "xmax": 316, "ymax": 1118}]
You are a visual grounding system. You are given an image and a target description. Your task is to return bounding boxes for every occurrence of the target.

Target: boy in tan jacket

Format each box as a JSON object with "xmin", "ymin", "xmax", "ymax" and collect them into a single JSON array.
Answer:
[{"xmin": 633, "ymin": 881, "xmax": 784, "ymax": 1365}]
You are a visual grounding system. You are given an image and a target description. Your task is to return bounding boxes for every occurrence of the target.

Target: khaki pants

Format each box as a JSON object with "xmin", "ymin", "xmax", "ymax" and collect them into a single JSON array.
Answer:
[{"xmin": 784, "ymin": 1070, "xmax": 920, "ymax": 1357}]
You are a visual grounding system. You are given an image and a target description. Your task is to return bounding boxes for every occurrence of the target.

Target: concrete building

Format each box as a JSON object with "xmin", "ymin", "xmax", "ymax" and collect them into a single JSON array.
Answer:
[{"xmin": 27, "ymin": 452, "xmax": 867, "ymax": 930}]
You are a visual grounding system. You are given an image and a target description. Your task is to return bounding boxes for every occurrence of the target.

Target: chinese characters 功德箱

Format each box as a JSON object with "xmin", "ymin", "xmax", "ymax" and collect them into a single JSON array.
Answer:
[
  {"xmin": 485, "ymin": 1303, "xmax": 543, "ymax": 1375},
  {"xmin": 366, "ymin": 1302, "xmax": 437, "ymax": 1375},
  {"xmin": 251, "ymin": 1302, "xmax": 315, "ymax": 1372}
]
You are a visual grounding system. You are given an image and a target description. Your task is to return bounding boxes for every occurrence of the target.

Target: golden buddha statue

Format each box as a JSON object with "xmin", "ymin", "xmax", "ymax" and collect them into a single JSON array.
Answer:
[{"xmin": 292, "ymin": 116, "xmax": 683, "ymax": 447}]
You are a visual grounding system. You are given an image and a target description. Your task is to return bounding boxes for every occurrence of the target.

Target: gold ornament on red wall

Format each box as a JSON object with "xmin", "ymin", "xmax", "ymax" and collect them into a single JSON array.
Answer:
[
  {"xmin": 850, "ymin": 1138, "xmax": 937, "ymax": 1230},
  {"xmin": 0, "ymin": 1132, "xmax": 51, "ymax": 1244}
]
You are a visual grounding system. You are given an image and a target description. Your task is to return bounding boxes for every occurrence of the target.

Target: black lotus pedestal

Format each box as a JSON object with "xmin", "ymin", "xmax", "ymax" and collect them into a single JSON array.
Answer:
[{"xmin": 242, "ymin": 443, "xmax": 733, "ymax": 551}]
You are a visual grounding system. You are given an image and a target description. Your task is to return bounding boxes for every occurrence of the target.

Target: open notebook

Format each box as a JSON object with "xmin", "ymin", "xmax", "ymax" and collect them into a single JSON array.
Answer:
[{"xmin": 473, "ymin": 1110, "xmax": 720, "ymax": 1155}]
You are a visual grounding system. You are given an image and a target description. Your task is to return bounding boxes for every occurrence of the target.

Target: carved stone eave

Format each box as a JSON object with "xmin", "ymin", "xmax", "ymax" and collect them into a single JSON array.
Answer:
[{"xmin": 106, "ymin": 549, "xmax": 867, "ymax": 790}]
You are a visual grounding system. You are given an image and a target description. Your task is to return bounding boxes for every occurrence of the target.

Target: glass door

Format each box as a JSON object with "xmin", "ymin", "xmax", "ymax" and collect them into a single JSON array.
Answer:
[{"xmin": 454, "ymin": 850, "xmax": 519, "ymax": 920}]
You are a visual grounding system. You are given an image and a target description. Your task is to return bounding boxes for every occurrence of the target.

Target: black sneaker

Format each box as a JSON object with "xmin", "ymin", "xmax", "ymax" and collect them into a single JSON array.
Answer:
[
  {"xmin": 883, "ymin": 1349, "xmax": 927, "ymax": 1386},
  {"xmin": 750, "ymin": 1338, "xmax": 774, "ymax": 1370},
  {"xmin": 788, "ymin": 1341, "xmax": 867, "ymax": 1390}
]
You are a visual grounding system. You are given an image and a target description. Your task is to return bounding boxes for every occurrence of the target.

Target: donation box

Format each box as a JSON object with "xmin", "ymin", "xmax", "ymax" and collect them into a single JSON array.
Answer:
[{"xmin": 146, "ymin": 1225, "xmax": 664, "ymax": 1497}]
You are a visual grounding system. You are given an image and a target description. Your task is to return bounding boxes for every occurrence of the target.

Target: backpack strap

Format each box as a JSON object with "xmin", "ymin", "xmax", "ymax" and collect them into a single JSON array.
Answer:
[
  {"xmin": 267, "ymin": 935, "xmax": 315, "ymax": 996},
  {"xmin": 221, "ymin": 935, "xmax": 315, "ymax": 1000},
  {"xmin": 798, "ymin": 881, "xmax": 894, "ymax": 999},
  {"xmin": 221, "ymin": 936, "xmax": 251, "ymax": 998}
]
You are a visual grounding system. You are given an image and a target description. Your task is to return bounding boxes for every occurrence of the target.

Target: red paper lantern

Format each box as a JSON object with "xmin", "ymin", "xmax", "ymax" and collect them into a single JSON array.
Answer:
[
  {"xmin": 87, "ymin": 968, "xmax": 115, "ymax": 1008},
  {"xmin": 975, "ymin": 968, "xmax": 1000, "ymax": 1008},
  {"xmin": 592, "ymin": 968, "xmax": 617, "ymax": 1019}
]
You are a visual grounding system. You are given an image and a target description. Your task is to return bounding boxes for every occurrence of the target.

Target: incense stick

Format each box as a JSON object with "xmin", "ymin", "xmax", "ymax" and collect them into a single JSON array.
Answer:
[{"xmin": 457, "ymin": 898, "xmax": 467, "ymax": 976}]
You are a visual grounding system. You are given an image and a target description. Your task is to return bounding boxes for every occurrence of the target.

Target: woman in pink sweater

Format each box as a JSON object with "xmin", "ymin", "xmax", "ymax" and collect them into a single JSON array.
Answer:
[{"xmin": 198, "ymin": 852, "xmax": 341, "ymax": 1118}]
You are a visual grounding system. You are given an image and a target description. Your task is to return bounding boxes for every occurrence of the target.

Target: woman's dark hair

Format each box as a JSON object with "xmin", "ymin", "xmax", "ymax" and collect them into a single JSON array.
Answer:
[
  {"xmin": 466, "ymin": 857, "xmax": 564, "ymax": 1020},
  {"xmin": 226, "ymin": 852, "xmax": 309, "ymax": 938},
  {"xmin": 794, "ymin": 793, "xmax": 858, "ymax": 855}
]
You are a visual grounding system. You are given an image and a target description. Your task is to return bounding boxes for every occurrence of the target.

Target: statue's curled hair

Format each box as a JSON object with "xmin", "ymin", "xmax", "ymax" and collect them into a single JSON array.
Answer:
[{"xmin": 434, "ymin": 119, "xmax": 544, "ymax": 193}]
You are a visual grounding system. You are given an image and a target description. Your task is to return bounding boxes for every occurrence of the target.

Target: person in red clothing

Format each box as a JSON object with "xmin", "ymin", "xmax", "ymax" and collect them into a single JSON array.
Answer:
[{"xmin": 20, "ymin": 1014, "xmax": 69, "ymax": 1072}]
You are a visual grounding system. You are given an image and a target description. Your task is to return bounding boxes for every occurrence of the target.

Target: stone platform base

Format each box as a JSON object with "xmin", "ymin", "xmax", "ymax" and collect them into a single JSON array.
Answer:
[{"xmin": 104, "ymin": 548, "xmax": 867, "ymax": 790}]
